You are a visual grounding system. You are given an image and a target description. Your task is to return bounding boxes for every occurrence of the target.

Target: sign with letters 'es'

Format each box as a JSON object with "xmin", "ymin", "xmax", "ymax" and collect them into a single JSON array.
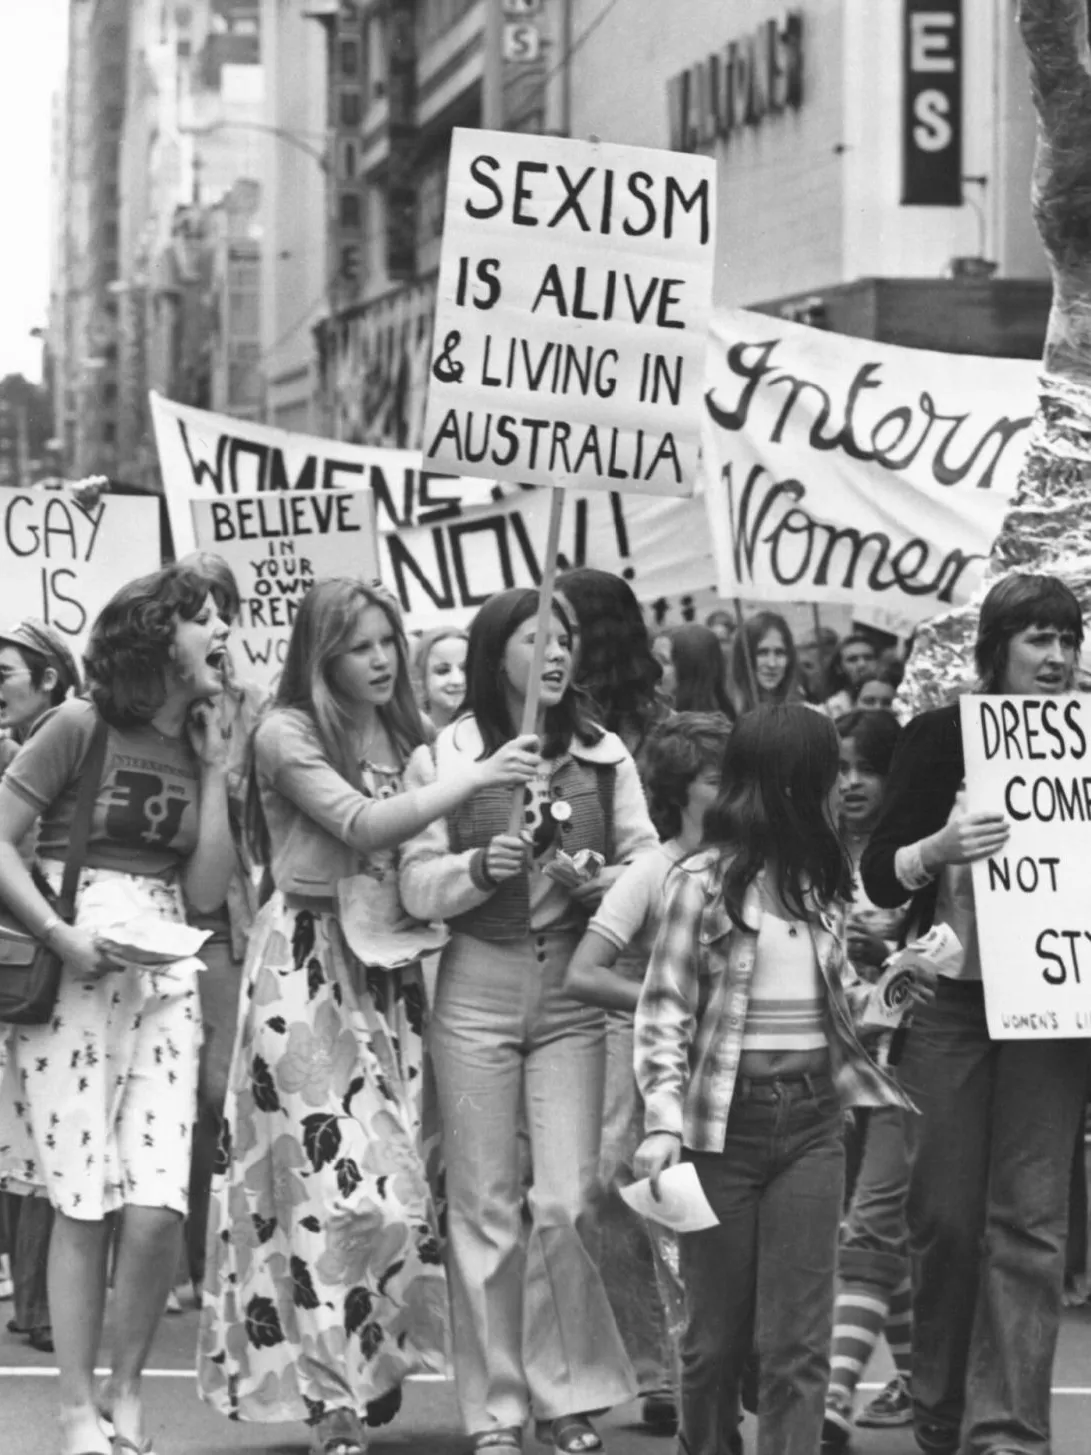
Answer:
[
  {"xmin": 422, "ymin": 127, "xmax": 716, "ymax": 496},
  {"xmin": 902, "ymin": 0, "xmax": 962, "ymax": 206},
  {"xmin": 190, "ymin": 492, "xmax": 380, "ymax": 690},
  {"xmin": 0, "ymin": 488, "xmax": 159, "ymax": 658},
  {"xmin": 961, "ymin": 695, "xmax": 1091, "ymax": 1039}
]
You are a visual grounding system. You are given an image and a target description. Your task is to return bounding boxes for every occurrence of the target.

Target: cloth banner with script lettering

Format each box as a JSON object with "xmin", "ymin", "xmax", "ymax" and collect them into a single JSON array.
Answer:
[{"xmin": 701, "ymin": 310, "xmax": 1039, "ymax": 632}]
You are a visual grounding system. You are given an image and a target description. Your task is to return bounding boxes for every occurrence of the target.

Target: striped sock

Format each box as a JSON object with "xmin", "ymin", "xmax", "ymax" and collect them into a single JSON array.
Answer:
[
  {"xmin": 827, "ymin": 1282, "xmax": 890, "ymax": 1418},
  {"xmin": 884, "ymin": 1274, "xmax": 913, "ymax": 1382}
]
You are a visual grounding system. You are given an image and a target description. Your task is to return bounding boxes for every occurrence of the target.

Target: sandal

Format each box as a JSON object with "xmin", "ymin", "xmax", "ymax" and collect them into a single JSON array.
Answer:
[
  {"xmin": 474, "ymin": 1431, "xmax": 523, "ymax": 1451},
  {"xmin": 111, "ymin": 1439, "xmax": 156, "ymax": 1455},
  {"xmin": 534, "ymin": 1416, "xmax": 603, "ymax": 1453},
  {"xmin": 310, "ymin": 1407, "xmax": 368, "ymax": 1455}
]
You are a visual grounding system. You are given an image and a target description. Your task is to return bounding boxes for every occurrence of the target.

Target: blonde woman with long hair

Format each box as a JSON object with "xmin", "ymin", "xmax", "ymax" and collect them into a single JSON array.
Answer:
[{"xmin": 197, "ymin": 579, "xmax": 538, "ymax": 1455}]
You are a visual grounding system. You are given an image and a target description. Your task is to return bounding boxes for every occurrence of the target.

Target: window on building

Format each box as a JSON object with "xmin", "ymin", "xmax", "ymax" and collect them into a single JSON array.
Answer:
[
  {"xmin": 340, "ymin": 39, "xmax": 360, "ymax": 76},
  {"xmin": 340, "ymin": 140, "xmax": 358, "ymax": 180},
  {"xmin": 103, "ymin": 381, "xmax": 117, "ymax": 405},
  {"xmin": 339, "ymin": 191, "xmax": 362, "ymax": 230},
  {"xmin": 102, "ymin": 421, "xmax": 116, "ymax": 444},
  {"xmin": 339, "ymin": 89, "xmax": 362, "ymax": 129}
]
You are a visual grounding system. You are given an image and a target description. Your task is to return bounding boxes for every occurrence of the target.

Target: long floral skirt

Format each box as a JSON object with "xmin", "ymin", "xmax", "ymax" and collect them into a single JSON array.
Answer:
[{"xmin": 196, "ymin": 894, "xmax": 448, "ymax": 1425}]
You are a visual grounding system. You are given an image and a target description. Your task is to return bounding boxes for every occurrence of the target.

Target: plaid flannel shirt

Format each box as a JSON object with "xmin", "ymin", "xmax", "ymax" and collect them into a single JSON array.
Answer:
[{"xmin": 634, "ymin": 852, "xmax": 913, "ymax": 1154}]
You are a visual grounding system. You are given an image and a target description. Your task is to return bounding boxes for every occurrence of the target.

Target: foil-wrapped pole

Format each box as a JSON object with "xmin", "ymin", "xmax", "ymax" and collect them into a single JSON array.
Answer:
[{"xmin": 898, "ymin": 0, "xmax": 1091, "ymax": 718}]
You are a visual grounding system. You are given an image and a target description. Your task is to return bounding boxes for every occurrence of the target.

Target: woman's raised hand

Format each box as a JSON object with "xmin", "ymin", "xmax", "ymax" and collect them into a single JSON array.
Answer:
[
  {"xmin": 479, "ymin": 733, "xmax": 541, "ymax": 789},
  {"xmin": 929, "ymin": 810, "xmax": 1009, "ymax": 868},
  {"xmin": 186, "ymin": 700, "xmax": 231, "ymax": 773},
  {"xmin": 484, "ymin": 833, "xmax": 530, "ymax": 884}
]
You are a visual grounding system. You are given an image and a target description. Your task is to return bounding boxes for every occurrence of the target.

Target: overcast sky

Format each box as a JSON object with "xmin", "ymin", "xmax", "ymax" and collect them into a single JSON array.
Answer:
[{"xmin": 0, "ymin": 0, "xmax": 67, "ymax": 382}]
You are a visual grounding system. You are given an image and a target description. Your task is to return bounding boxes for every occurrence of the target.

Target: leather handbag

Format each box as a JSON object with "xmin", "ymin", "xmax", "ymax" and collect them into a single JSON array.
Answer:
[{"xmin": 0, "ymin": 713, "xmax": 109, "ymax": 1024}]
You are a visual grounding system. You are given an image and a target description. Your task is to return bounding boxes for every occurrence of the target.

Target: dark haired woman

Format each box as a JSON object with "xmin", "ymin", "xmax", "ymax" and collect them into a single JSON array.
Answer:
[
  {"xmin": 725, "ymin": 611, "xmax": 799, "ymax": 717},
  {"xmin": 666, "ymin": 623, "xmax": 733, "ymax": 718},
  {"xmin": 823, "ymin": 634, "xmax": 879, "ymax": 718},
  {"xmin": 555, "ymin": 568, "xmax": 666, "ymax": 752},
  {"xmin": 0, "ymin": 564, "xmax": 235, "ymax": 1455},
  {"xmin": 400, "ymin": 587, "xmax": 659, "ymax": 1453},
  {"xmin": 634, "ymin": 704, "xmax": 912, "ymax": 1455},
  {"xmin": 824, "ymin": 709, "xmax": 914, "ymax": 1447},
  {"xmin": 197, "ymin": 579, "xmax": 538, "ymax": 1455},
  {"xmin": 862, "ymin": 572, "xmax": 1088, "ymax": 1455}
]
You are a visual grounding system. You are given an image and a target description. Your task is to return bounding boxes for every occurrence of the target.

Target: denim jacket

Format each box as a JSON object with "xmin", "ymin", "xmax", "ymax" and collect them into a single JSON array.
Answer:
[{"xmin": 399, "ymin": 716, "xmax": 658, "ymax": 942}]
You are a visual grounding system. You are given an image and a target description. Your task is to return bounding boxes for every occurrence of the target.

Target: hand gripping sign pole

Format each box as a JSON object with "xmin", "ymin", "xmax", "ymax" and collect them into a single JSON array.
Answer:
[
  {"xmin": 506, "ymin": 487, "xmax": 566, "ymax": 833},
  {"xmin": 421, "ymin": 126, "xmax": 716, "ymax": 825}
]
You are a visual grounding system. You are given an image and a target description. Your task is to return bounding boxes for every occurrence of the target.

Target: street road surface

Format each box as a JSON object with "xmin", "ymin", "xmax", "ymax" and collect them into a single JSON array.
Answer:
[{"xmin": 5, "ymin": 1301, "xmax": 1091, "ymax": 1453}]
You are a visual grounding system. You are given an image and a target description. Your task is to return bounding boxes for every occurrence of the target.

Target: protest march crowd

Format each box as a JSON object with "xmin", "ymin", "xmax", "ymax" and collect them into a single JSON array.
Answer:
[{"xmin": 0, "ymin": 551, "xmax": 1085, "ymax": 1455}]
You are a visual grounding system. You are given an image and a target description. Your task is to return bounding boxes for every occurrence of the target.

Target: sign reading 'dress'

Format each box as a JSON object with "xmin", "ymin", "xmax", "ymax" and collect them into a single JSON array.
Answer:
[
  {"xmin": 961, "ymin": 695, "xmax": 1091, "ymax": 1039},
  {"xmin": 422, "ymin": 128, "xmax": 716, "ymax": 496}
]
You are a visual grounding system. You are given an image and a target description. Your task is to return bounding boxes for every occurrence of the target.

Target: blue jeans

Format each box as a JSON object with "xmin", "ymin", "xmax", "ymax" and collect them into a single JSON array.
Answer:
[
  {"xmin": 840, "ymin": 1105, "xmax": 911, "ymax": 1294},
  {"xmin": 897, "ymin": 980, "xmax": 1088, "ymax": 1455},
  {"xmin": 678, "ymin": 1072, "xmax": 845, "ymax": 1455}
]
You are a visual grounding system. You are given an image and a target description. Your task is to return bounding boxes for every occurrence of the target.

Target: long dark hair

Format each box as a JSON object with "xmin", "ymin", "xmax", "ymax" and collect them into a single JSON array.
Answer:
[
  {"xmin": 670, "ymin": 623, "xmax": 733, "ymax": 717},
  {"xmin": 835, "ymin": 708, "xmax": 901, "ymax": 777},
  {"xmin": 557, "ymin": 567, "xmax": 663, "ymax": 750},
  {"xmin": 463, "ymin": 587, "xmax": 602, "ymax": 758},
  {"xmin": 704, "ymin": 704, "xmax": 852, "ymax": 929}
]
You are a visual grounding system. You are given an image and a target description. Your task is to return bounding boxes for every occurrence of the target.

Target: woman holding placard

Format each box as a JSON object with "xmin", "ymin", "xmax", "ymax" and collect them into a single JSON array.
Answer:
[
  {"xmin": 0, "ymin": 563, "xmax": 236, "ymax": 1455},
  {"xmin": 196, "ymin": 578, "xmax": 540, "ymax": 1455},
  {"xmin": 861, "ymin": 572, "xmax": 1087, "ymax": 1455},
  {"xmin": 399, "ymin": 586, "xmax": 659, "ymax": 1454}
]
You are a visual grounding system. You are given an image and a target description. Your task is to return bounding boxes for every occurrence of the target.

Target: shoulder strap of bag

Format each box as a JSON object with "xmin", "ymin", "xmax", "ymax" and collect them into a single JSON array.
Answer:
[{"xmin": 57, "ymin": 712, "xmax": 109, "ymax": 913}]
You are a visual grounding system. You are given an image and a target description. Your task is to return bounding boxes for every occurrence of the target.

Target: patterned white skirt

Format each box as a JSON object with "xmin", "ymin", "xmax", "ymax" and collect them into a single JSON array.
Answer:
[{"xmin": 0, "ymin": 865, "xmax": 201, "ymax": 1220}]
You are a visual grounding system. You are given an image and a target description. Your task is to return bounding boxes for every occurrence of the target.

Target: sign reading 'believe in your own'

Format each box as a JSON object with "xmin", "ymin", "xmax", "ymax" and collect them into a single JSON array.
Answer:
[
  {"xmin": 422, "ymin": 128, "xmax": 716, "ymax": 496},
  {"xmin": 190, "ymin": 492, "xmax": 380, "ymax": 689},
  {"xmin": 961, "ymin": 695, "xmax": 1091, "ymax": 1039}
]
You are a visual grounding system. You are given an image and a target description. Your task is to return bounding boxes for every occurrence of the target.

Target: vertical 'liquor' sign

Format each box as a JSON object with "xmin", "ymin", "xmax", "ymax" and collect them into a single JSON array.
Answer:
[{"xmin": 902, "ymin": 0, "xmax": 962, "ymax": 206}]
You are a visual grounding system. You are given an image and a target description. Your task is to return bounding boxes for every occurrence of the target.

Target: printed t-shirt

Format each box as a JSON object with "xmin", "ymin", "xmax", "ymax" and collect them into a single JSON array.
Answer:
[{"xmin": 3, "ymin": 697, "xmax": 201, "ymax": 876}]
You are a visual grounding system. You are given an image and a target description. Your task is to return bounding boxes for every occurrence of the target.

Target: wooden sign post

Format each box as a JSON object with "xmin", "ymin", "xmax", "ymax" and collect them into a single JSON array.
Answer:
[{"xmin": 420, "ymin": 126, "xmax": 717, "ymax": 820}]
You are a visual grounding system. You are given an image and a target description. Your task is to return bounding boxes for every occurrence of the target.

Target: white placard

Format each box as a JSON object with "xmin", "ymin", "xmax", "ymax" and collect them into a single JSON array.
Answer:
[
  {"xmin": 190, "ymin": 491, "xmax": 380, "ymax": 690},
  {"xmin": 961, "ymin": 694, "xmax": 1091, "ymax": 1038},
  {"xmin": 422, "ymin": 128, "xmax": 716, "ymax": 496},
  {"xmin": 0, "ymin": 488, "xmax": 160, "ymax": 659},
  {"xmin": 703, "ymin": 311, "xmax": 1038, "ymax": 627}
]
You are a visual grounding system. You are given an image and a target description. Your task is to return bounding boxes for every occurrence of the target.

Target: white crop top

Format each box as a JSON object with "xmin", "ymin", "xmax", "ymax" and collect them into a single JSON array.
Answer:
[{"xmin": 741, "ymin": 912, "xmax": 827, "ymax": 1051}]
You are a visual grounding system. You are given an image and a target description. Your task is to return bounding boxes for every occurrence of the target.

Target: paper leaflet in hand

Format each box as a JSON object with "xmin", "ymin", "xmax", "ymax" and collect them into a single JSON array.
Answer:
[
  {"xmin": 76, "ymin": 876, "xmax": 211, "ymax": 979},
  {"xmin": 858, "ymin": 923, "xmax": 963, "ymax": 1031},
  {"xmin": 618, "ymin": 1162, "xmax": 719, "ymax": 1232},
  {"xmin": 543, "ymin": 848, "xmax": 605, "ymax": 890}
]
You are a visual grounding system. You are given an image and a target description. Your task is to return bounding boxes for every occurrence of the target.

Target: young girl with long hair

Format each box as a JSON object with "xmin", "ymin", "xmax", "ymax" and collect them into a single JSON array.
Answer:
[
  {"xmin": 725, "ymin": 611, "xmax": 799, "ymax": 717},
  {"xmin": 399, "ymin": 587, "xmax": 659, "ymax": 1454},
  {"xmin": 197, "ymin": 579, "xmax": 538, "ymax": 1455},
  {"xmin": 0, "ymin": 563, "xmax": 235, "ymax": 1455},
  {"xmin": 634, "ymin": 705, "xmax": 911, "ymax": 1455}
]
